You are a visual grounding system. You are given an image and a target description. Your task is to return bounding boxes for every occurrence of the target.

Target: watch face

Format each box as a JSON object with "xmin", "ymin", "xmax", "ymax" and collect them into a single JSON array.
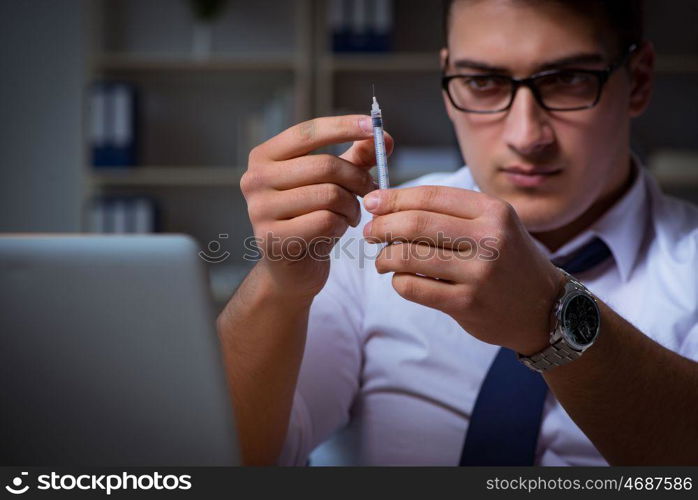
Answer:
[{"xmin": 561, "ymin": 293, "xmax": 600, "ymax": 349}]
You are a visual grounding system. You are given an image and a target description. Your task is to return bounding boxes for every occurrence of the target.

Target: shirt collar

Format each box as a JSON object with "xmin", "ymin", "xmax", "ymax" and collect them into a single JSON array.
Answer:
[{"xmin": 463, "ymin": 154, "xmax": 649, "ymax": 282}]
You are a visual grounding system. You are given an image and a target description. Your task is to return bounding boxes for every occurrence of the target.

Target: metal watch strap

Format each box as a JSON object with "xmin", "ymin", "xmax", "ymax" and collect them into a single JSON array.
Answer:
[
  {"xmin": 517, "ymin": 338, "xmax": 583, "ymax": 373},
  {"xmin": 516, "ymin": 268, "xmax": 590, "ymax": 373}
]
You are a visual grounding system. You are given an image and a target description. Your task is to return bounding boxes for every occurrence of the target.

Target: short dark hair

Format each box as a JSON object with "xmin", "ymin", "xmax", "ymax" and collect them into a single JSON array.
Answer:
[{"xmin": 442, "ymin": 0, "xmax": 644, "ymax": 55}]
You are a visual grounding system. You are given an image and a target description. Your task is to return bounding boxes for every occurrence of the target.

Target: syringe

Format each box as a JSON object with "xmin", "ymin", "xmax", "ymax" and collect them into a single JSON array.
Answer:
[{"xmin": 371, "ymin": 90, "xmax": 390, "ymax": 190}]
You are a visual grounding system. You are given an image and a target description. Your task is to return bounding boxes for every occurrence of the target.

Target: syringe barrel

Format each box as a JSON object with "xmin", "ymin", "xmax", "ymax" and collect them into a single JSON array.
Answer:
[{"xmin": 372, "ymin": 120, "xmax": 390, "ymax": 189}]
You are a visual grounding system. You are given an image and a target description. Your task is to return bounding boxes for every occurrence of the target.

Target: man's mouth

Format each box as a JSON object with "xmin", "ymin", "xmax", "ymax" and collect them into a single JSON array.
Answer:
[{"xmin": 499, "ymin": 165, "xmax": 562, "ymax": 188}]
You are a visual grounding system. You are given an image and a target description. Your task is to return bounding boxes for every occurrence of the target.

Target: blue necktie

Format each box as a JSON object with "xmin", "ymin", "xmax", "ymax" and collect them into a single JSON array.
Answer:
[{"xmin": 459, "ymin": 236, "xmax": 611, "ymax": 466}]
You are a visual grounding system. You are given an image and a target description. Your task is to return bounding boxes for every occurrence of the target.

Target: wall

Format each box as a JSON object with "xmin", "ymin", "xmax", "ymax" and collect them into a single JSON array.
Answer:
[{"xmin": 0, "ymin": 0, "xmax": 85, "ymax": 232}]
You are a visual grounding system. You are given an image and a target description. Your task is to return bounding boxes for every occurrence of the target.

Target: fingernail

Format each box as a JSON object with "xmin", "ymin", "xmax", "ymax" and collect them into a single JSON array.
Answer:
[
  {"xmin": 363, "ymin": 193, "xmax": 379, "ymax": 211},
  {"xmin": 363, "ymin": 219, "xmax": 373, "ymax": 236},
  {"xmin": 359, "ymin": 117, "xmax": 373, "ymax": 134}
]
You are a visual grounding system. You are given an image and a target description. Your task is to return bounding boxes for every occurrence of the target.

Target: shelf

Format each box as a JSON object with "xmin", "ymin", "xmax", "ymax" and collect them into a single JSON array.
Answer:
[
  {"xmin": 654, "ymin": 55, "xmax": 698, "ymax": 74},
  {"xmin": 88, "ymin": 165, "xmax": 456, "ymax": 191},
  {"xmin": 88, "ymin": 166, "xmax": 246, "ymax": 187},
  {"xmin": 323, "ymin": 52, "xmax": 440, "ymax": 72},
  {"xmin": 322, "ymin": 52, "xmax": 698, "ymax": 75},
  {"xmin": 94, "ymin": 53, "xmax": 298, "ymax": 72},
  {"xmin": 88, "ymin": 165, "xmax": 442, "ymax": 189},
  {"xmin": 652, "ymin": 170, "xmax": 698, "ymax": 189},
  {"xmin": 87, "ymin": 165, "xmax": 698, "ymax": 191},
  {"xmin": 648, "ymin": 150, "xmax": 698, "ymax": 188}
]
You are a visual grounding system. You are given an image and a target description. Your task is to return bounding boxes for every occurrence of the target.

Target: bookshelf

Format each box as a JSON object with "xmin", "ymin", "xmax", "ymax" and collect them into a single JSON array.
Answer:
[
  {"xmin": 94, "ymin": 53, "xmax": 299, "ymax": 72},
  {"xmin": 82, "ymin": 0, "xmax": 698, "ymax": 307},
  {"xmin": 88, "ymin": 164, "xmax": 434, "ymax": 190},
  {"xmin": 313, "ymin": 0, "xmax": 458, "ymax": 167},
  {"xmin": 83, "ymin": 0, "xmax": 313, "ymax": 307},
  {"xmin": 324, "ymin": 52, "xmax": 440, "ymax": 72}
]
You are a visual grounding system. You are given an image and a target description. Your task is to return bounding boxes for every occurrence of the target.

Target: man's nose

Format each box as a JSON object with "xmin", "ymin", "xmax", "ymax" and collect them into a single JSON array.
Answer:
[{"xmin": 501, "ymin": 86, "xmax": 555, "ymax": 156}]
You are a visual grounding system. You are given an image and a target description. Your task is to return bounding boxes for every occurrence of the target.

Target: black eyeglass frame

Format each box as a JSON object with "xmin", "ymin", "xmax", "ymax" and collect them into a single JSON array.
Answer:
[{"xmin": 441, "ymin": 43, "xmax": 638, "ymax": 113}]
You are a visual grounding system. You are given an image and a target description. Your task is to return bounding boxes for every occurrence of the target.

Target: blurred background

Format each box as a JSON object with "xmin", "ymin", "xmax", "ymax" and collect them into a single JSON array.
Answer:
[{"xmin": 1, "ymin": 0, "xmax": 697, "ymax": 311}]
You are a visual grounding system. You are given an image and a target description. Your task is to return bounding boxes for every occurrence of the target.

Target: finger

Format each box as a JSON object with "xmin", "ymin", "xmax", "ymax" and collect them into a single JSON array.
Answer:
[
  {"xmin": 252, "ymin": 183, "xmax": 362, "ymax": 227},
  {"xmin": 263, "ymin": 154, "xmax": 377, "ymax": 196},
  {"xmin": 390, "ymin": 272, "xmax": 458, "ymax": 312},
  {"xmin": 375, "ymin": 242, "xmax": 471, "ymax": 282},
  {"xmin": 263, "ymin": 209, "xmax": 350, "ymax": 246},
  {"xmin": 254, "ymin": 115, "xmax": 374, "ymax": 162},
  {"xmin": 339, "ymin": 131, "xmax": 394, "ymax": 167},
  {"xmin": 364, "ymin": 210, "xmax": 484, "ymax": 249},
  {"xmin": 363, "ymin": 185, "xmax": 492, "ymax": 219}
]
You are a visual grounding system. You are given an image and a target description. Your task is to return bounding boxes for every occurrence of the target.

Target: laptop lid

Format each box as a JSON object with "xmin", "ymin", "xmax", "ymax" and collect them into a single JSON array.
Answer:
[{"xmin": 0, "ymin": 235, "xmax": 240, "ymax": 465}]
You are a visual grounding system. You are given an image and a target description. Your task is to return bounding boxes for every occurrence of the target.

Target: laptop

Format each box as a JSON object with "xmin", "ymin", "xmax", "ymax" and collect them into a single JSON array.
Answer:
[{"xmin": 0, "ymin": 235, "xmax": 240, "ymax": 465}]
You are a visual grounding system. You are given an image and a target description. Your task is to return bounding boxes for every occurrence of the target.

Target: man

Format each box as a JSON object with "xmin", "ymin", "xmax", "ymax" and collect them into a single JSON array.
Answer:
[{"xmin": 217, "ymin": 0, "xmax": 698, "ymax": 465}]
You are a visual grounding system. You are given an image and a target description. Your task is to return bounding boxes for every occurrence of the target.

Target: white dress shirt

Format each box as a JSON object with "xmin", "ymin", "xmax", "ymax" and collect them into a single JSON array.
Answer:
[{"xmin": 278, "ymin": 157, "xmax": 698, "ymax": 466}]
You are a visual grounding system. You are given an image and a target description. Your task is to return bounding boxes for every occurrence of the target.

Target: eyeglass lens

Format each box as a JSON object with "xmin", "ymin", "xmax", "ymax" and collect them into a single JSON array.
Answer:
[{"xmin": 447, "ymin": 71, "xmax": 600, "ymax": 112}]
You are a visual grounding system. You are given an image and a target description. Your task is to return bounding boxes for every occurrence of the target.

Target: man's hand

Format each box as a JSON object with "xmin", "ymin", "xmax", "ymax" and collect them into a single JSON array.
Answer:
[
  {"xmin": 362, "ymin": 185, "xmax": 565, "ymax": 355},
  {"xmin": 219, "ymin": 115, "xmax": 394, "ymax": 464},
  {"xmin": 241, "ymin": 115, "xmax": 393, "ymax": 303}
]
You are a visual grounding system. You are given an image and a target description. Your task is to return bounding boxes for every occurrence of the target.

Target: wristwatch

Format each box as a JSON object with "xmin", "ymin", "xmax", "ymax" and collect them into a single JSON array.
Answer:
[{"xmin": 517, "ymin": 268, "xmax": 601, "ymax": 373}]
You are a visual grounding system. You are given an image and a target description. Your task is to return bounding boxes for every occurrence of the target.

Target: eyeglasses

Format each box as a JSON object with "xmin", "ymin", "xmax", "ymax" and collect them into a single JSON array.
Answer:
[{"xmin": 441, "ymin": 44, "xmax": 637, "ymax": 113}]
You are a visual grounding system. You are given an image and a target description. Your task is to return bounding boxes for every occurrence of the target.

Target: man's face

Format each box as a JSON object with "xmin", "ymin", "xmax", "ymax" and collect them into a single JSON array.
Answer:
[{"xmin": 443, "ymin": 0, "xmax": 638, "ymax": 233}]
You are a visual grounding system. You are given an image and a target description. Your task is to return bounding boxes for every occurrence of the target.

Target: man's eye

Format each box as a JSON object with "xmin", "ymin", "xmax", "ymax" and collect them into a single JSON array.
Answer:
[
  {"xmin": 463, "ymin": 77, "xmax": 504, "ymax": 90},
  {"xmin": 554, "ymin": 72, "xmax": 591, "ymax": 85}
]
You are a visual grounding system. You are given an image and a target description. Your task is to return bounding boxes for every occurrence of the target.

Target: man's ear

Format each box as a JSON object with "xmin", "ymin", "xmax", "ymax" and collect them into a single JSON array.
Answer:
[
  {"xmin": 628, "ymin": 41, "xmax": 655, "ymax": 118},
  {"xmin": 440, "ymin": 47, "xmax": 449, "ymax": 71},
  {"xmin": 440, "ymin": 47, "xmax": 457, "ymax": 122}
]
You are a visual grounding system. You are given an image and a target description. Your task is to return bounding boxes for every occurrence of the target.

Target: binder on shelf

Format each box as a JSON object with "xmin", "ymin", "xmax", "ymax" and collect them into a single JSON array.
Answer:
[
  {"xmin": 329, "ymin": 0, "xmax": 350, "ymax": 53},
  {"xmin": 112, "ymin": 198, "xmax": 128, "ymax": 233},
  {"xmin": 330, "ymin": 0, "xmax": 393, "ymax": 53},
  {"xmin": 87, "ymin": 196, "xmax": 158, "ymax": 234},
  {"xmin": 371, "ymin": 0, "xmax": 393, "ymax": 52},
  {"xmin": 348, "ymin": 0, "xmax": 370, "ymax": 53},
  {"xmin": 89, "ymin": 82, "xmax": 139, "ymax": 168}
]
